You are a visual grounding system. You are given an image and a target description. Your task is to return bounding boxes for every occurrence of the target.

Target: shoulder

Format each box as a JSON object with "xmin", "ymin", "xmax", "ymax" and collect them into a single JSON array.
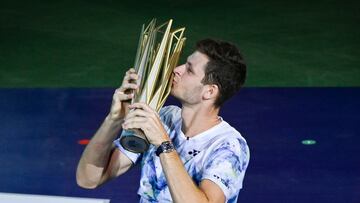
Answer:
[
  {"xmin": 205, "ymin": 121, "xmax": 250, "ymax": 169},
  {"xmin": 159, "ymin": 105, "xmax": 181, "ymax": 116},
  {"xmin": 220, "ymin": 123, "xmax": 249, "ymax": 155},
  {"xmin": 209, "ymin": 121, "xmax": 248, "ymax": 150},
  {"xmin": 159, "ymin": 105, "xmax": 181, "ymax": 125},
  {"xmin": 212, "ymin": 135, "xmax": 249, "ymax": 163}
]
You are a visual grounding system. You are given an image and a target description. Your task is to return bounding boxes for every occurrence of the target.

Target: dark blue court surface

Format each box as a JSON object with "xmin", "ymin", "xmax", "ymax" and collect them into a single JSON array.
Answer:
[{"xmin": 0, "ymin": 88, "xmax": 359, "ymax": 203}]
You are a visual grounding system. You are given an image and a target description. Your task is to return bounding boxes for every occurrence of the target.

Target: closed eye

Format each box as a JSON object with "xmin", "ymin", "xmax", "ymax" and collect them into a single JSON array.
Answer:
[
  {"xmin": 186, "ymin": 62, "xmax": 193, "ymax": 74},
  {"xmin": 186, "ymin": 67, "xmax": 192, "ymax": 73}
]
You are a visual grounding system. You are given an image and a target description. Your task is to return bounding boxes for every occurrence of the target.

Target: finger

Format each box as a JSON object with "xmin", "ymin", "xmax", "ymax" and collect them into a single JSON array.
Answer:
[
  {"xmin": 122, "ymin": 83, "xmax": 138, "ymax": 90},
  {"xmin": 119, "ymin": 69, "xmax": 137, "ymax": 87},
  {"xmin": 123, "ymin": 73, "xmax": 139, "ymax": 83},
  {"xmin": 126, "ymin": 108, "xmax": 149, "ymax": 120},
  {"xmin": 120, "ymin": 73, "xmax": 139, "ymax": 92},
  {"xmin": 114, "ymin": 88, "xmax": 133, "ymax": 98},
  {"xmin": 124, "ymin": 116, "xmax": 147, "ymax": 126},
  {"xmin": 128, "ymin": 73, "xmax": 139, "ymax": 81},
  {"xmin": 122, "ymin": 119, "xmax": 148, "ymax": 131},
  {"xmin": 125, "ymin": 68, "xmax": 136, "ymax": 76},
  {"xmin": 115, "ymin": 91, "xmax": 134, "ymax": 101},
  {"xmin": 118, "ymin": 82, "xmax": 138, "ymax": 93},
  {"xmin": 127, "ymin": 68, "xmax": 136, "ymax": 73},
  {"xmin": 129, "ymin": 102, "xmax": 155, "ymax": 113}
]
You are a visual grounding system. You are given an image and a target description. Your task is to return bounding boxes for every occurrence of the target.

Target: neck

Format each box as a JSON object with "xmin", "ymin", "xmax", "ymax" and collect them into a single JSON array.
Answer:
[{"xmin": 181, "ymin": 103, "xmax": 220, "ymax": 138}]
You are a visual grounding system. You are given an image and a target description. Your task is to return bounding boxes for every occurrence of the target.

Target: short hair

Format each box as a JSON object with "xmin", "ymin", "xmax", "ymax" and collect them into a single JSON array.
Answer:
[{"xmin": 196, "ymin": 38, "xmax": 247, "ymax": 107}]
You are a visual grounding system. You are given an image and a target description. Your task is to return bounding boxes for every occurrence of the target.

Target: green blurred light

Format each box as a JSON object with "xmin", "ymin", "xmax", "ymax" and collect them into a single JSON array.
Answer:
[{"xmin": 302, "ymin": 139, "xmax": 317, "ymax": 145}]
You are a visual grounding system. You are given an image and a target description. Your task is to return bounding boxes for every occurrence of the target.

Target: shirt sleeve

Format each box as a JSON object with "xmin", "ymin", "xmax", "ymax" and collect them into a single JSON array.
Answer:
[
  {"xmin": 201, "ymin": 137, "xmax": 250, "ymax": 201},
  {"xmin": 113, "ymin": 136, "xmax": 141, "ymax": 164}
]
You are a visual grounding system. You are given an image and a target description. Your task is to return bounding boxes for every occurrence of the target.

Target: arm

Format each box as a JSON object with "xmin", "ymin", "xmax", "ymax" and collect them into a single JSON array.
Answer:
[
  {"xmin": 122, "ymin": 103, "xmax": 226, "ymax": 203},
  {"xmin": 159, "ymin": 151, "xmax": 226, "ymax": 203},
  {"xmin": 76, "ymin": 69, "xmax": 139, "ymax": 189}
]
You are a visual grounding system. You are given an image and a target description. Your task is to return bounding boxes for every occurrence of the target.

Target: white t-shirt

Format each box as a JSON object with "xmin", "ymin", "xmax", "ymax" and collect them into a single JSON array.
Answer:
[{"xmin": 114, "ymin": 105, "xmax": 250, "ymax": 203}]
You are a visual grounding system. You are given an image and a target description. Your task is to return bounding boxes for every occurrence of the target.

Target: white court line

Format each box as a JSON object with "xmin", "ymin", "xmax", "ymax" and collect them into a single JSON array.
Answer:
[{"xmin": 0, "ymin": 192, "xmax": 110, "ymax": 203}]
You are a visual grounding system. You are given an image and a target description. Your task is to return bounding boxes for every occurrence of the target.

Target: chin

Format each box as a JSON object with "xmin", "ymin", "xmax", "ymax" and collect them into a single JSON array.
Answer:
[{"xmin": 170, "ymin": 89, "xmax": 180, "ymax": 100}]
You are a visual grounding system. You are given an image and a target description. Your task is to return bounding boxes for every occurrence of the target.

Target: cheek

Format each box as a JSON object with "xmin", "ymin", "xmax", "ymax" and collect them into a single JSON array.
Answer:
[{"xmin": 184, "ymin": 85, "xmax": 203, "ymax": 101}]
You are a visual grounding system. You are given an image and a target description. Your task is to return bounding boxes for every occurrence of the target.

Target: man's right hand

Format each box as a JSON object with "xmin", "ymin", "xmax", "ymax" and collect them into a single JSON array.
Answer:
[{"xmin": 109, "ymin": 68, "xmax": 139, "ymax": 121}]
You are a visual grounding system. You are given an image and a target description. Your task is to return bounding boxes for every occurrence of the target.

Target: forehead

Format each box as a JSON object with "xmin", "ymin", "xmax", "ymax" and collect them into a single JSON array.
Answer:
[{"xmin": 187, "ymin": 51, "xmax": 209, "ymax": 70}]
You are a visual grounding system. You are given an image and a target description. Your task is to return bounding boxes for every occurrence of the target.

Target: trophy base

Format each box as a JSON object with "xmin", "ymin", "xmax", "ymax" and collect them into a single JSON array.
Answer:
[{"xmin": 120, "ymin": 131, "xmax": 149, "ymax": 153}]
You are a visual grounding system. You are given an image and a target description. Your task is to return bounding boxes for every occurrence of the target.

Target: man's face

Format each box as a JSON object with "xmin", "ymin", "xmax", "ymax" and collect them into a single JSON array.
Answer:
[{"xmin": 171, "ymin": 51, "xmax": 209, "ymax": 105}]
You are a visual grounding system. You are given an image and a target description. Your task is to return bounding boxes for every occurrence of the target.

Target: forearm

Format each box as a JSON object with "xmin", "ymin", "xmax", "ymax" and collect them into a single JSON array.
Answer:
[
  {"xmin": 76, "ymin": 115, "xmax": 123, "ymax": 187},
  {"xmin": 160, "ymin": 151, "xmax": 209, "ymax": 203}
]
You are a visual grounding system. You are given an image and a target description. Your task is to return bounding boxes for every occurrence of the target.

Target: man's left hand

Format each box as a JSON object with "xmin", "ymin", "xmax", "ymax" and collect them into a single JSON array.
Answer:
[{"xmin": 122, "ymin": 103, "xmax": 170, "ymax": 147}]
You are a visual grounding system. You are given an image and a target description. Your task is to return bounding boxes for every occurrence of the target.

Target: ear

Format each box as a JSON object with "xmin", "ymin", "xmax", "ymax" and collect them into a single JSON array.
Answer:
[{"xmin": 203, "ymin": 84, "xmax": 219, "ymax": 100}]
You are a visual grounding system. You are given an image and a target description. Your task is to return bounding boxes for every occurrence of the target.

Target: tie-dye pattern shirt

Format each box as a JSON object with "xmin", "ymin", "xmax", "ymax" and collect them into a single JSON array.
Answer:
[{"xmin": 114, "ymin": 105, "xmax": 250, "ymax": 203}]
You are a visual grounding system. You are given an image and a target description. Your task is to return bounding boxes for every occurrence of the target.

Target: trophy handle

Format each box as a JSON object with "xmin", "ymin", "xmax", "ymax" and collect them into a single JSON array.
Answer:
[{"xmin": 120, "ymin": 130, "xmax": 149, "ymax": 153}]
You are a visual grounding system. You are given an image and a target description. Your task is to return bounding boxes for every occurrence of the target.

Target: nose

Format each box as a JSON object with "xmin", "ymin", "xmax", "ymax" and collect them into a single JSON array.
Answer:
[{"xmin": 173, "ymin": 64, "xmax": 185, "ymax": 77}]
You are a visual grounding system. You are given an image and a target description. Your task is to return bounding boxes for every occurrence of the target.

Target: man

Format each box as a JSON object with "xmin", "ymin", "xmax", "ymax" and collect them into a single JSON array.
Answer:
[{"xmin": 76, "ymin": 39, "xmax": 250, "ymax": 203}]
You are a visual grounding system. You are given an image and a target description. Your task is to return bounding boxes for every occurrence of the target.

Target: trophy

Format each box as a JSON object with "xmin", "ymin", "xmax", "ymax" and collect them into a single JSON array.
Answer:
[{"xmin": 120, "ymin": 19, "xmax": 186, "ymax": 153}]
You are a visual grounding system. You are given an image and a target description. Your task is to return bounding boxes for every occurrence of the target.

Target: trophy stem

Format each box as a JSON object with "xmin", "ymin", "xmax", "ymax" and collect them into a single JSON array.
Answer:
[{"xmin": 120, "ymin": 130, "xmax": 149, "ymax": 153}]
